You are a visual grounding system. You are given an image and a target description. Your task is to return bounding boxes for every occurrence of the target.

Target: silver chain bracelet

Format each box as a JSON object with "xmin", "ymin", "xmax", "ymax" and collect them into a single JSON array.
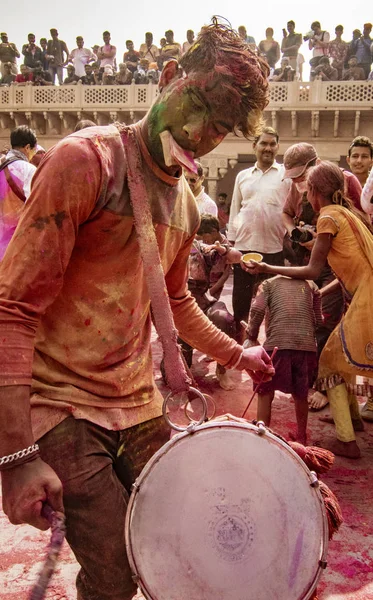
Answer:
[{"xmin": 0, "ymin": 443, "xmax": 39, "ymax": 466}]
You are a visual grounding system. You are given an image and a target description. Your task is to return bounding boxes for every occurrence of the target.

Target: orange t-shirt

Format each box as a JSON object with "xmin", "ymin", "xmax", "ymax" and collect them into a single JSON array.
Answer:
[{"xmin": 0, "ymin": 124, "xmax": 241, "ymax": 440}]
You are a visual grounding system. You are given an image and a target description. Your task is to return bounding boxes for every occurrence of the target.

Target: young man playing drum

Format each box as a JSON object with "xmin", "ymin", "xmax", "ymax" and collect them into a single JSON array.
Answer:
[{"xmin": 0, "ymin": 21, "xmax": 274, "ymax": 600}]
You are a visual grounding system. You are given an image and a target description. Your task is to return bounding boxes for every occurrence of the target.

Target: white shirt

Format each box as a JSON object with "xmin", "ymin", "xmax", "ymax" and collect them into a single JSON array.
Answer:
[
  {"xmin": 182, "ymin": 41, "xmax": 193, "ymax": 54},
  {"xmin": 312, "ymin": 31, "xmax": 330, "ymax": 58},
  {"xmin": 1, "ymin": 149, "xmax": 36, "ymax": 198},
  {"xmin": 227, "ymin": 161, "xmax": 291, "ymax": 253},
  {"xmin": 195, "ymin": 187, "xmax": 218, "ymax": 217},
  {"xmin": 0, "ymin": 150, "xmax": 36, "ymax": 260},
  {"xmin": 69, "ymin": 47, "xmax": 96, "ymax": 77}
]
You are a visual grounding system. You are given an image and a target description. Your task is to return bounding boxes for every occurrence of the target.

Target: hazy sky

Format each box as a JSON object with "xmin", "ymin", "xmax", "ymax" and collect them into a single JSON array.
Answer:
[{"xmin": 2, "ymin": 0, "xmax": 370, "ymax": 75}]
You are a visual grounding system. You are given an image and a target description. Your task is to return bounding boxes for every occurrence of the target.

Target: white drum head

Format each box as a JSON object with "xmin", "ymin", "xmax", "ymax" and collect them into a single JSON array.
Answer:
[{"xmin": 126, "ymin": 421, "xmax": 328, "ymax": 600}]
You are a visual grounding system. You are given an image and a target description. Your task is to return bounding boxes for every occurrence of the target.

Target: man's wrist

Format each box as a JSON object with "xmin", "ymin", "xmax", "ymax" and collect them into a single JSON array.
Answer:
[{"xmin": 0, "ymin": 444, "xmax": 40, "ymax": 471}]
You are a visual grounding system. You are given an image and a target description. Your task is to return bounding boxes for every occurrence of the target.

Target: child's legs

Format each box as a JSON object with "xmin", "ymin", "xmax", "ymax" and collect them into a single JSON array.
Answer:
[
  {"xmin": 292, "ymin": 394, "xmax": 308, "ymax": 444},
  {"xmin": 257, "ymin": 391, "xmax": 275, "ymax": 426}
]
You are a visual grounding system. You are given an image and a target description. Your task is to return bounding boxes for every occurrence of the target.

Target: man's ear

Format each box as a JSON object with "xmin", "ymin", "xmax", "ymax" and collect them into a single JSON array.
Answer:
[
  {"xmin": 158, "ymin": 59, "xmax": 179, "ymax": 92},
  {"xmin": 346, "ymin": 156, "xmax": 351, "ymax": 167}
]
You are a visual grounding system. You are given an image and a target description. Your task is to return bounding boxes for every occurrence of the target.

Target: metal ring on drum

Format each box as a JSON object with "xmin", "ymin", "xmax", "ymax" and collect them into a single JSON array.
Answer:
[
  {"xmin": 162, "ymin": 386, "xmax": 208, "ymax": 432},
  {"xmin": 125, "ymin": 419, "xmax": 329, "ymax": 600},
  {"xmin": 184, "ymin": 392, "xmax": 216, "ymax": 422}
]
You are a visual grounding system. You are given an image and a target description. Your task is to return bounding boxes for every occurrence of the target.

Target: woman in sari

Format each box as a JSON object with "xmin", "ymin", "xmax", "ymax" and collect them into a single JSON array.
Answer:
[{"xmin": 244, "ymin": 161, "xmax": 373, "ymax": 458}]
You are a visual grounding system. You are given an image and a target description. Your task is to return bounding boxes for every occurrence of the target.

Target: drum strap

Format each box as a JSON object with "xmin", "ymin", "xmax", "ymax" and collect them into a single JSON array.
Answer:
[{"xmin": 121, "ymin": 127, "xmax": 191, "ymax": 395}]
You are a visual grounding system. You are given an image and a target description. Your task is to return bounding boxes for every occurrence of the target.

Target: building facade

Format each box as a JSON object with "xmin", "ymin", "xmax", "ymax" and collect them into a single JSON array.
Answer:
[{"xmin": 1, "ymin": 80, "xmax": 373, "ymax": 197}]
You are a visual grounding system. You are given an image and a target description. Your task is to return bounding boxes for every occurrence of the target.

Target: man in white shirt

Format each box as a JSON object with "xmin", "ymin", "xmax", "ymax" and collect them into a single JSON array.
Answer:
[
  {"xmin": 69, "ymin": 37, "xmax": 96, "ymax": 78},
  {"xmin": 308, "ymin": 21, "xmax": 330, "ymax": 69},
  {"xmin": 0, "ymin": 125, "xmax": 37, "ymax": 260},
  {"xmin": 184, "ymin": 162, "xmax": 218, "ymax": 217},
  {"xmin": 227, "ymin": 127, "xmax": 291, "ymax": 337}
]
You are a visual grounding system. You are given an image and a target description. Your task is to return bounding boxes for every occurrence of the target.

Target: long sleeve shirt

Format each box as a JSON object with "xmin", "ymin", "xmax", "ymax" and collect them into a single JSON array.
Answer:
[
  {"xmin": 227, "ymin": 161, "xmax": 291, "ymax": 253},
  {"xmin": 0, "ymin": 124, "xmax": 241, "ymax": 441}
]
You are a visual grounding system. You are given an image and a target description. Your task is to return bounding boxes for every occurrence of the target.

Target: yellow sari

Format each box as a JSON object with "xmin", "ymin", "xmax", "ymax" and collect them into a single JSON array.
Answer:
[{"xmin": 316, "ymin": 205, "xmax": 373, "ymax": 396}]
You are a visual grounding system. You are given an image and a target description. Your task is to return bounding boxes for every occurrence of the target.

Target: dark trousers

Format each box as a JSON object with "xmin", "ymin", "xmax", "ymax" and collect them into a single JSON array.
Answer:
[
  {"xmin": 315, "ymin": 266, "xmax": 345, "ymax": 357},
  {"xmin": 38, "ymin": 416, "xmax": 170, "ymax": 600},
  {"xmin": 232, "ymin": 250, "xmax": 284, "ymax": 325}
]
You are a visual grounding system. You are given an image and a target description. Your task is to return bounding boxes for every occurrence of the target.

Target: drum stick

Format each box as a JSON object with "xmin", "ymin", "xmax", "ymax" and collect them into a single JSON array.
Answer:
[
  {"xmin": 29, "ymin": 504, "xmax": 66, "ymax": 600},
  {"xmin": 241, "ymin": 347, "xmax": 278, "ymax": 419}
]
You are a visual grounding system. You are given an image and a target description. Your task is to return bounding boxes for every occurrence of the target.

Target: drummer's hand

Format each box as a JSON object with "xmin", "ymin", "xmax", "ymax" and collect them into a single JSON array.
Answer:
[
  {"xmin": 236, "ymin": 346, "xmax": 275, "ymax": 383},
  {"xmin": 240, "ymin": 259, "xmax": 269, "ymax": 274},
  {"xmin": 1, "ymin": 458, "xmax": 64, "ymax": 531}
]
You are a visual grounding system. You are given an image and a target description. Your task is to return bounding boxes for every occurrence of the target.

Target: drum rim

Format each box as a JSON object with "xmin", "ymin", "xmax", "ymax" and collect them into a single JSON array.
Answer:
[{"xmin": 125, "ymin": 420, "xmax": 329, "ymax": 600}]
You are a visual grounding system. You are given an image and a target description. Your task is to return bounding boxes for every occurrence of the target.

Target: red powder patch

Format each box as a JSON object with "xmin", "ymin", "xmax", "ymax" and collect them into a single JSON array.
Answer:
[{"xmin": 84, "ymin": 319, "xmax": 91, "ymax": 326}]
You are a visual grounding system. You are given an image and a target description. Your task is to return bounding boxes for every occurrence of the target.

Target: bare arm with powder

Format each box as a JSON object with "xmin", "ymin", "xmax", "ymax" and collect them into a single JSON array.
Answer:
[{"xmin": 243, "ymin": 232, "xmax": 332, "ymax": 280}]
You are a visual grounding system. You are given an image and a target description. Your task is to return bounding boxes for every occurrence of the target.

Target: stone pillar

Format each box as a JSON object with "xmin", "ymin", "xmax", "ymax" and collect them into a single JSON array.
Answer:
[{"xmin": 200, "ymin": 157, "xmax": 230, "ymax": 200}]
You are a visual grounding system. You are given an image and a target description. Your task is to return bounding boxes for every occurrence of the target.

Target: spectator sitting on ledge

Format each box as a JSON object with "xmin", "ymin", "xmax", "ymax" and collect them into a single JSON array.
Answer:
[
  {"xmin": 32, "ymin": 62, "xmax": 53, "ymax": 86},
  {"xmin": 14, "ymin": 64, "xmax": 33, "ymax": 85},
  {"xmin": 0, "ymin": 62, "xmax": 16, "ymax": 85},
  {"xmin": 147, "ymin": 62, "xmax": 160, "ymax": 84},
  {"xmin": 92, "ymin": 62, "xmax": 102, "ymax": 84},
  {"xmin": 343, "ymin": 55, "xmax": 366, "ymax": 80},
  {"xmin": 115, "ymin": 63, "xmax": 133, "ymax": 85},
  {"xmin": 270, "ymin": 57, "xmax": 295, "ymax": 81},
  {"xmin": 311, "ymin": 56, "xmax": 339, "ymax": 81},
  {"xmin": 63, "ymin": 64, "xmax": 80, "ymax": 85},
  {"xmin": 102, "ymin": 64, "xmax": 115, "ymax": 85},
  {"xmin": 80, "ymin": 63, "xmax": 96, "ymax": 85},
  {"xmin": 134, "ymin": 58, "xmax": 150, "ymax": 84}
]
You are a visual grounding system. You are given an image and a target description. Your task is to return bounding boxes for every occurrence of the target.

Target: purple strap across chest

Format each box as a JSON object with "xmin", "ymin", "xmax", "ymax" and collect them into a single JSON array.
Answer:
[{"xmin": 121, "ymin": 128, "xmax": 190, "ymax": 394}]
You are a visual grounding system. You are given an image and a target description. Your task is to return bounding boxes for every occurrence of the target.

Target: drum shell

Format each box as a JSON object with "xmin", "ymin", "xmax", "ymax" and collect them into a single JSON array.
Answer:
[{"xmin": 125, "ymin": 421, "xmax": 329, "ymax": 600}]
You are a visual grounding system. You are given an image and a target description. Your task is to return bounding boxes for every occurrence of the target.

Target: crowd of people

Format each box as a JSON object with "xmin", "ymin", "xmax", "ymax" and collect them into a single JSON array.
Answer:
[
  {"xmin": 0, "ymin": 21, "xmax": 372, "ymax": 599},
  {"xmin": 1, "ymin": 21, "xmax": 373, "ymax": 87},
  {"xmin": 176, "ymin": 129, "xmax": 373, "ymax": 458},
  {"xmin": 1, "ymin": 123, "xmax": 373, "ymax": 458}
]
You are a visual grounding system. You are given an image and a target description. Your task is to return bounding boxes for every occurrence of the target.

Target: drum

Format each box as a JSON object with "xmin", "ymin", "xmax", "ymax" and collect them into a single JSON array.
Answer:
[{"xmin": 125, "ymin": 419, "xmax": 328, "ymax": 600}]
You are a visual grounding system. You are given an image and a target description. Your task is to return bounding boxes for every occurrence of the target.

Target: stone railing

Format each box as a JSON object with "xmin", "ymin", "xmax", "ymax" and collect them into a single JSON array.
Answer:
[
  {"xmin": 0, "ymin": 82, "xmax": 159, "ymax": 111},
  {"xmin": 1, "ymin": 80, "xmax": 373, "ymax": 112},
  {"xmin": 268, "ymin": 80, "xmax": 373, "ymax": 107}
]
